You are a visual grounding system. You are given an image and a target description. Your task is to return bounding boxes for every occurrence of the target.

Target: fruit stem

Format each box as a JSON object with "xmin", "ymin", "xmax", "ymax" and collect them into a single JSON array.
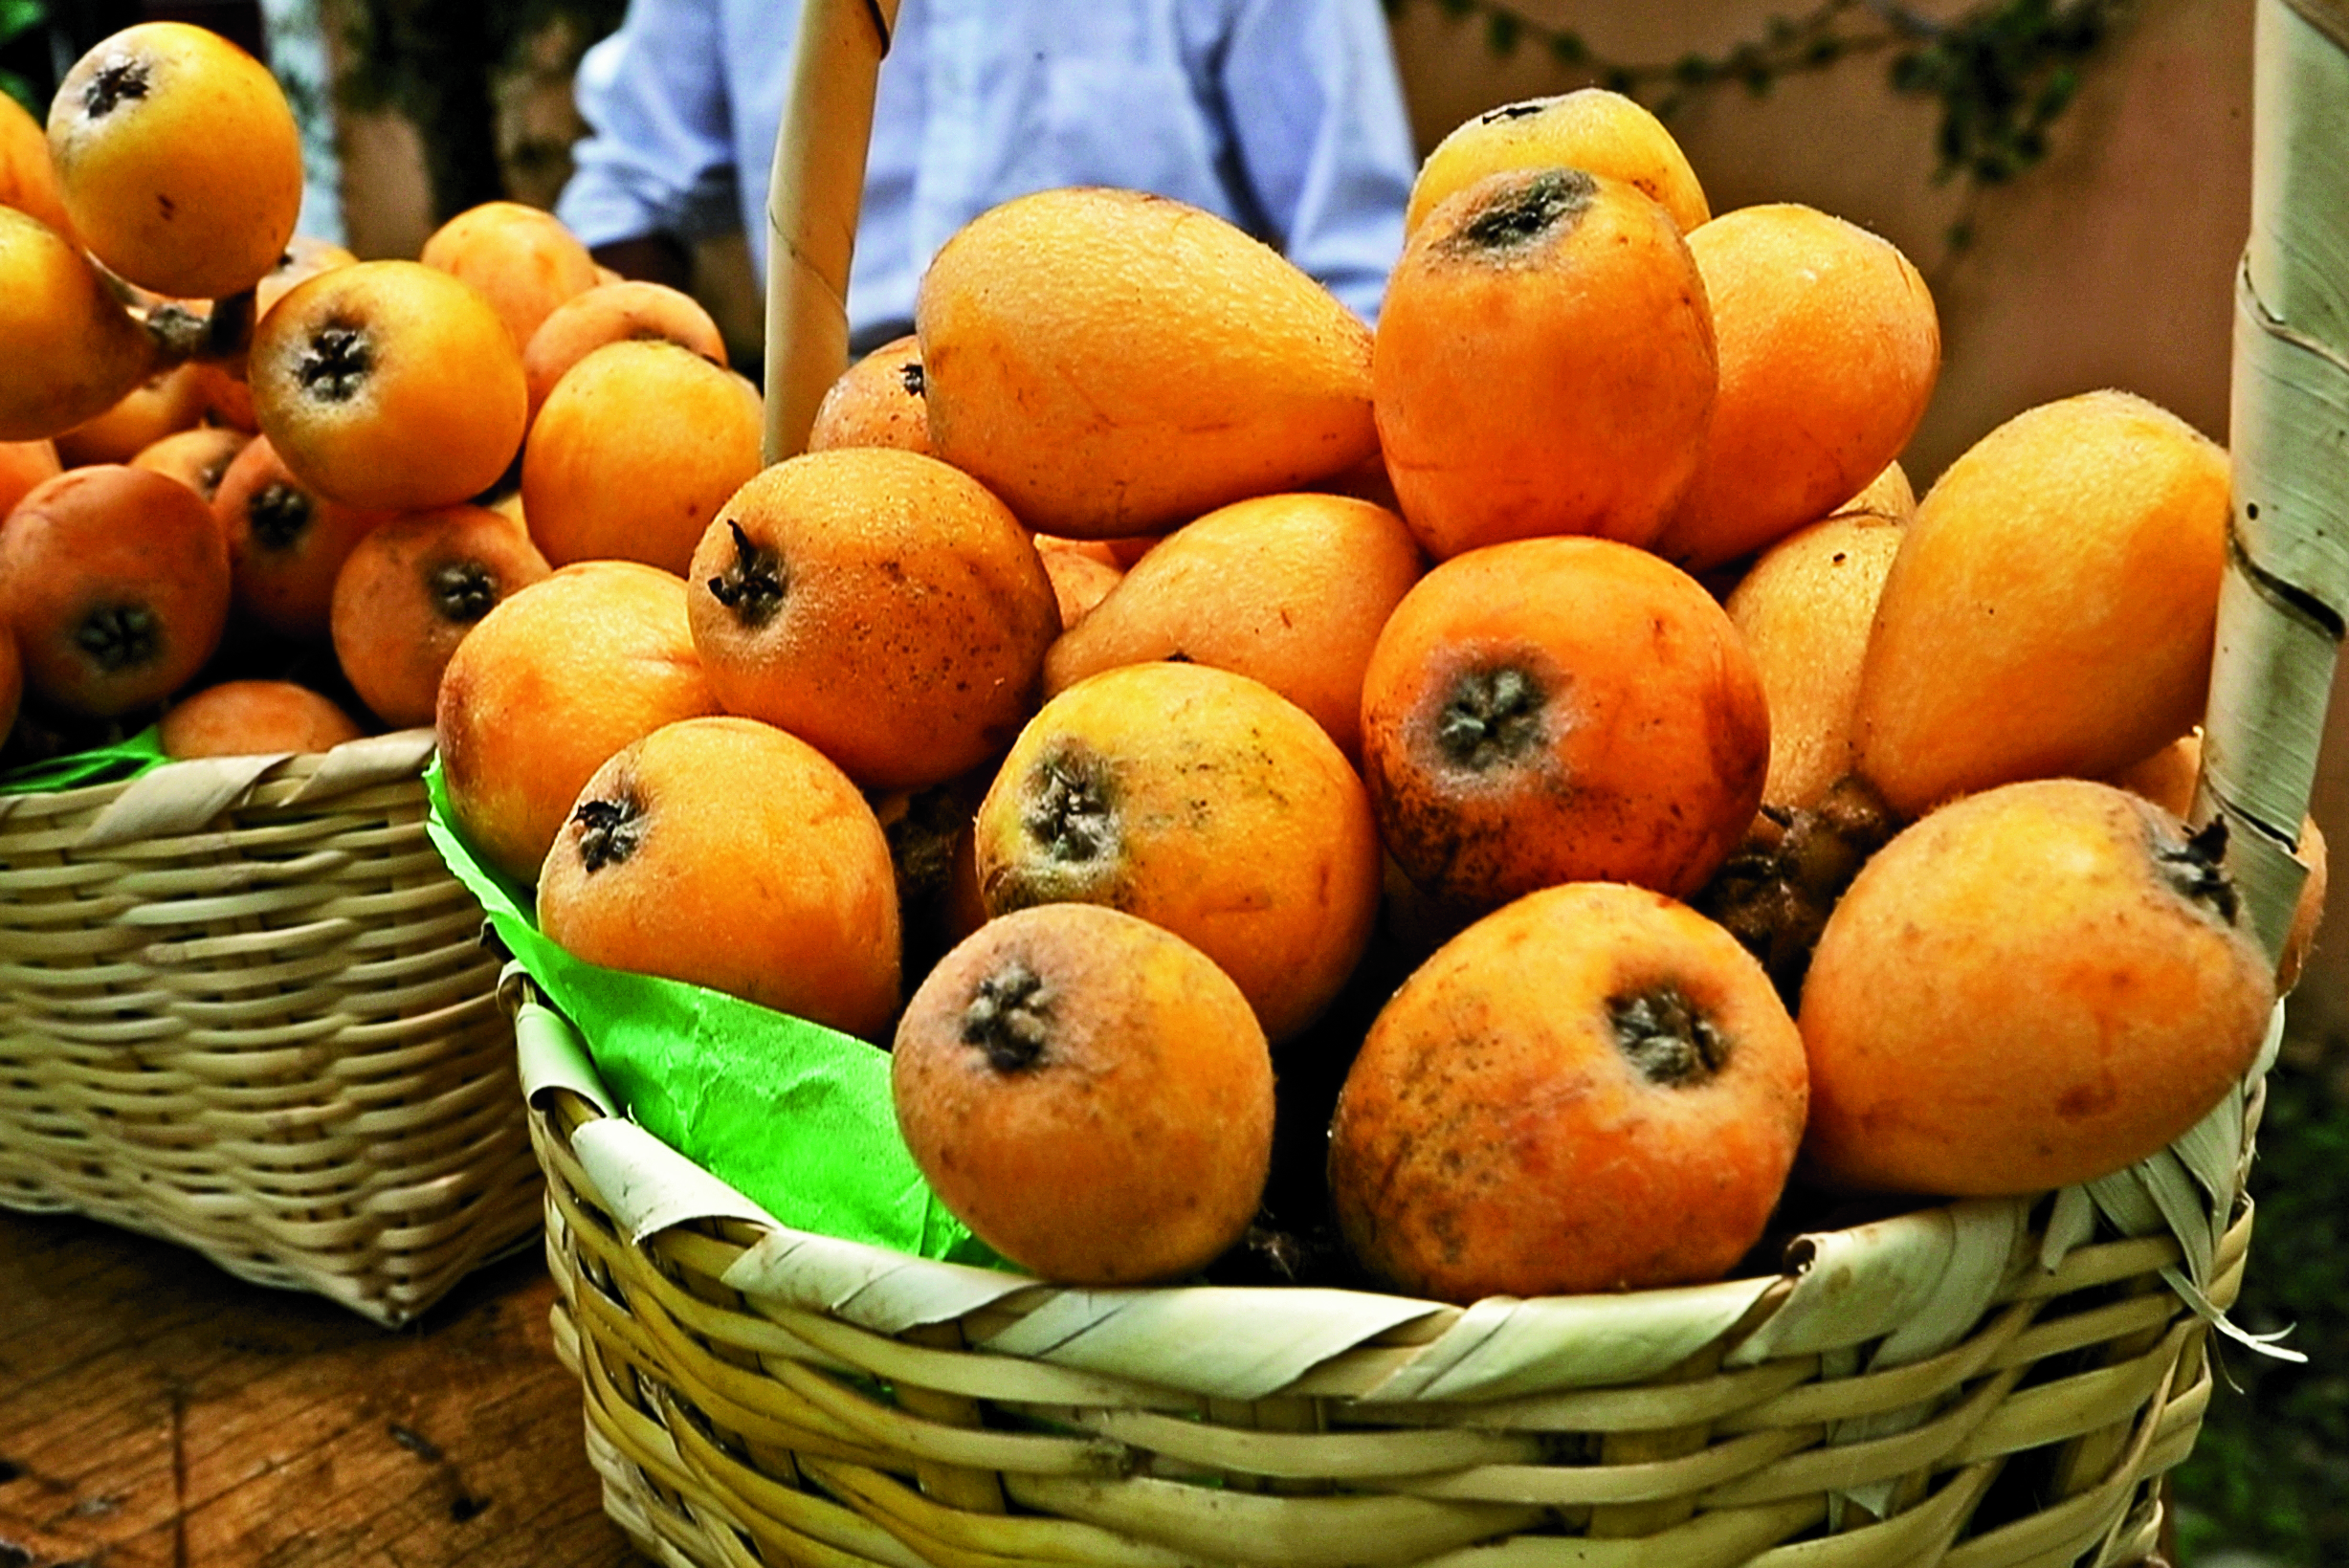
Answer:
[
  {"xmin": 706, "ymin": 520, "xmax": 787, "ymax": 627},
  {"xmin": 1608, "ymin": 986, "xmax": 1728, "ymax": 1087},
  {"xmin": 962, "ymin": 961, "xmax": 1053, "ymax": 1072},
  {"xmin": 139, "ymin": 291, "xmax": 258, "ymax": 368}
]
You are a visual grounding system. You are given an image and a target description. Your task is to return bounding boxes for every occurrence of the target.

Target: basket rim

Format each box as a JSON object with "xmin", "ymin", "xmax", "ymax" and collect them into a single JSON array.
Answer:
[
  {"xmin": 0, "ymin": 727, "xmax": 439, "ymax": 846},
  {"xmin": 0, "ymin": 725, "xmax": 435, "ymax": 804},
  {"xmin": 515, "ymin": 977, "xmax": 2277, "ymax": 1407}
]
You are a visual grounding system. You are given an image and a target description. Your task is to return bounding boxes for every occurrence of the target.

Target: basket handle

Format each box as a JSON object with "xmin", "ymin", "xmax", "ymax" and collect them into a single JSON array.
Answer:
[
  {"xmin": 760, "ymin": 0, "xmax": 904, "ymax": 466},
  {"xmin": 2204, "ymin": 0, "xmax": 2349, "ymax": 961}
]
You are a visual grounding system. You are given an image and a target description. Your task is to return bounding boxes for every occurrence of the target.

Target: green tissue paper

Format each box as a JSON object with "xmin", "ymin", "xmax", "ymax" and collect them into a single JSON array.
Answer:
[
  {"xmin": 421, "ymin": 762, "xmax": 1001, "ymax": 1270},
  {"xmin": 0, "ymin": 726, "xmax": 167, "ymax": 794}
]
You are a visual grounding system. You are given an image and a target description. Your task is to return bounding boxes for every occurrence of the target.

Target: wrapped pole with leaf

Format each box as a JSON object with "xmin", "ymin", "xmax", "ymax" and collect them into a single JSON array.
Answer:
[{"xmin": 2202, "ymin": 0, "xmax": 2349, "ymax": 962}]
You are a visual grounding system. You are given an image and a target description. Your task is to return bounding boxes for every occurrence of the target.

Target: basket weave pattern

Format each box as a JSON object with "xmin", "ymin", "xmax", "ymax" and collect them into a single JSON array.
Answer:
[
  {"xmin": 0, "ymin": 735, "xmax": 542, "ymax": 1327},
  {"xmin": 528, "ymin": 1072, "xmax": 2253, "ymax": 1568}
]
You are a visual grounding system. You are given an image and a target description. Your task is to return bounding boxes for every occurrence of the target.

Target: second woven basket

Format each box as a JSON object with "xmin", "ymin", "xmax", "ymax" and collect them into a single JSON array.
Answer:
[{"xmin": 0, "ymin": 731, "xmax": 542, "ymax": 1327}]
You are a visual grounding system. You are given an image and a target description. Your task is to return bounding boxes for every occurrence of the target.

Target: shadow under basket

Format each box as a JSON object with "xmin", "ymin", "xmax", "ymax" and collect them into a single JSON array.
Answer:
[
  {"xmin": 520, "ymin": 975, "xmax": 2271, "ymax": 1568},
  {"xmin": 0, "ymin": 730, "xmax": 543, "ymax": 1328}
]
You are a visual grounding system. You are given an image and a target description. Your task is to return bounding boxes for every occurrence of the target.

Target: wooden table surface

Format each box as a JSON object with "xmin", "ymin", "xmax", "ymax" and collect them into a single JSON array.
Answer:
[
  {"xmin": 1, "ymin": 1204, "xmax": 2188, "ymax": 1568},
  {"xmin": 0, "ymin": 1204, "xmax": 643, "ymax": 1568}
]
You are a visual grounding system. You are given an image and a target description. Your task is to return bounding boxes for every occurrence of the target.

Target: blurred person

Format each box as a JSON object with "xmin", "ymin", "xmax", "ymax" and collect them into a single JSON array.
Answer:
[{"xmin": 556, "ymin": 0, "xmax": 1419, "ymax": 351}]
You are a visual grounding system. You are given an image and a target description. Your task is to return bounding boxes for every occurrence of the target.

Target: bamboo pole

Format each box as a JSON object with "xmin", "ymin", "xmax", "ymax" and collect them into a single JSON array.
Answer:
[
  {"xmin": 2201, "ymin": 0, "xmax": 2349, "ymax": 961},
  {"xmin": 761, "ymin": 0, "xmax": 902, "ymax": 467}
]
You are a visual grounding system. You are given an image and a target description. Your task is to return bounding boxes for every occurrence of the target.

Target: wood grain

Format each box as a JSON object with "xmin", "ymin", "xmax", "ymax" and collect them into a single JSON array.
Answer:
[
  {"xmin": 0, "ymin": 1205, "xmax": 641, "ymax": 1567},
  {"xmin": 0, "ymin": 1205, "xmax": 2189, "ymax": 1567}
]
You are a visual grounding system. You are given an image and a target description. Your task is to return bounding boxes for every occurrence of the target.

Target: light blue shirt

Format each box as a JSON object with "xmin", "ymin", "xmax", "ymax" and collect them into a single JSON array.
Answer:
[{"xmin": 556, "ymin": 0, "xmax": 1419, "ymax": 346}]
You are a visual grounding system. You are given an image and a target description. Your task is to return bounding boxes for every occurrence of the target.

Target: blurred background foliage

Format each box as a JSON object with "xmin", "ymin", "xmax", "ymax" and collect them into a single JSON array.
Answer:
[{"xmin": 0, "ymin": 0, "xmax": 48, "ymax": 114}]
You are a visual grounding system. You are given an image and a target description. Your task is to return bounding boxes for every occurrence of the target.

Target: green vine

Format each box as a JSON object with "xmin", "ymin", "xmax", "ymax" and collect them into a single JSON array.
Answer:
[{"xmin": 1385, "ymin": 0, "xmax": 2128, "ymax": 249}]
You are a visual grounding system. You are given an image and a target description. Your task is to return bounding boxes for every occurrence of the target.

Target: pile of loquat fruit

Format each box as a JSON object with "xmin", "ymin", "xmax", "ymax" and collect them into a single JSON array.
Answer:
[
  {"xmin": 0, "ymin": 22, "xmax": 754, "ymax": 762},
  {"xmin": 0, "ymin": 24, "xmax": 2320, "ymax": 1304}
]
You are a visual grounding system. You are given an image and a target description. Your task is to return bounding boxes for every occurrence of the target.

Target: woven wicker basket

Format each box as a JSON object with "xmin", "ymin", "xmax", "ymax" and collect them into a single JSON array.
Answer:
[
  {"xmin": 499, "ymin": 0, "xmax": 2349, "ymax": 1558},
  {"xmin": 516, "ymin": 985, "xmax": 2273, "ymax": 1568},
  {"xmin": 0, "ymin": 729, "xmax": 543, "ymax": 1327}
]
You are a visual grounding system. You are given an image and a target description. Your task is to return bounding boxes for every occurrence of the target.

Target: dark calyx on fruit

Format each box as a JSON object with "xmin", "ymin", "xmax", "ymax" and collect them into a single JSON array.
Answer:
[
  {"xmin": 74, "ymin": 603, "xmax": 162, "ymax": 672},
  {"xmin": 298, "ymin": 325, "xmax": 372, "ymax": 403},
  {"xmin": 706, "ymin": 519, "xmax": 786, "ymax": 627},
  {"xmin": 84, "ymin": 57, "xmax": 150, "ymax": 117},
  {"xmin": 1448, "ymin": 170, "xmax": 1595, "ymax": 255},
  {"xmin": 571, "ymin": 793, "xmax": 646, "ymax": 873},
  {"xmin": 247, "ymin": 482, "xmax": 313, "ymax": 550},
  {"xmin": 1436, "ymin": 664, "xmax": 1544, "ymax": 771},
  {"xmin": 962, "ymin": 960, "xmax": 1052, "ymax": 1072},
  {"xmin": 1024, "ymin": 743, "xmax": 1119, "ymax": 865},
  {"xmin": 2155, "ymin": 814, "xmax": 2240, "ymax": 926},
  {"xmin": 898, "ymin": 362, "xmax": 924, "ymax": 397},
  {"xmin": 1609, "ymin": 985, "xmax": 1729, "ymax": 1087},
  {"xmin": 428, "ymin": 561, "xmax": 499, "ymax": 625}
]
